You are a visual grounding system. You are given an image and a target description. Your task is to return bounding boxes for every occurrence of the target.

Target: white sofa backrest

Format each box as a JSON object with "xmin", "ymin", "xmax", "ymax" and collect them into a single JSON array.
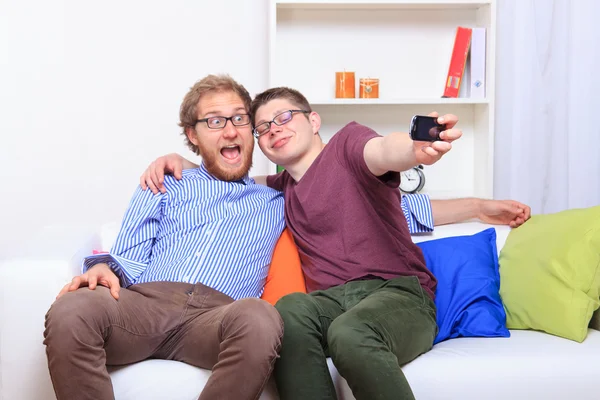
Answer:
[
  {"xmin": 99, "ymin": 221, "xmax": 511, "ymax": 255},
  {"xmin": 410, "ymin": 222, "xmax": 511, "ymax": 254}
]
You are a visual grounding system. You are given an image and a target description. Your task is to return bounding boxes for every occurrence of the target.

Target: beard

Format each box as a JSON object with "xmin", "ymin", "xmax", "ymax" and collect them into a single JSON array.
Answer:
[{"xmin": 197, "ymin": 139, "xmax": 254, "ymax": 182}]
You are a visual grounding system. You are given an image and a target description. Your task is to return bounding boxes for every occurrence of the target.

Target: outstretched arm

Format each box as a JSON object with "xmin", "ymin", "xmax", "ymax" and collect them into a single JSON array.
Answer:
[
  {"xmin": 363, "ymin": 113, "xmax": 462, "ymax": 176},
  {"xmin": 431, "ymin": 198, "xmax": 531, "ymax": 228}
]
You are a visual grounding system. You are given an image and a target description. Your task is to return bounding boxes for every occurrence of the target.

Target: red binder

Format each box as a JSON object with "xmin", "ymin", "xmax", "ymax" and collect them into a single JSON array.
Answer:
[{"xmin": 443, "ymin": 27, "xmax": 472, "ymax": 98}]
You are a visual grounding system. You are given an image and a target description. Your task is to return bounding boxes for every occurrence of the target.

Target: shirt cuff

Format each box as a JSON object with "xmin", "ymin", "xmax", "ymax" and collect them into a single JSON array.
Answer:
[
  {"xmin": 401, "ymin": 193, "xmax": 434, "ymax": 234},
  {"xmin": 81, "ymin": 253, "xmax": 142, "ymax": 287}
]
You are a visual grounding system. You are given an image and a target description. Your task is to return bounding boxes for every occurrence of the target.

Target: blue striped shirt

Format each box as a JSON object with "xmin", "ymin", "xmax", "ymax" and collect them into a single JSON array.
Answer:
[
  {"xmin": 83, "ymin": 165, "xmax": 433, "ymax": 300},
  {"xmin": 83, "ymin": 164, "xmax": 285, "ymax": 300},
  {"xmin": 402, "ymin": 192, "xmax": 434, "ymax": 233}
]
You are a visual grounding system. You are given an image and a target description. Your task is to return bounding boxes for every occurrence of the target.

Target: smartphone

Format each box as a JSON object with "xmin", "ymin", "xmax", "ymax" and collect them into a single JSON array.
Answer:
[{"xmin": 409, "ymin": 115, "xmax": 446, "ymax": 142}]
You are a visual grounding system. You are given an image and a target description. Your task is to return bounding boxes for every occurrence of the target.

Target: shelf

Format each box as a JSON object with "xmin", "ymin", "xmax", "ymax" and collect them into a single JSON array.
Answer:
[
  {"xmin": 271, "ymin": 6, "xmax": 492, "ymax": 101},
  {"xmin": 269, "ymin": 0, "xmax": 496, "ymax": 199},
  {"xmin": 276, "ymin": 0, "xmax": 491, "ymax": 10},
  {"xmin": 310, "ymin": 98, "xmax": 489, "ymax": 105}
]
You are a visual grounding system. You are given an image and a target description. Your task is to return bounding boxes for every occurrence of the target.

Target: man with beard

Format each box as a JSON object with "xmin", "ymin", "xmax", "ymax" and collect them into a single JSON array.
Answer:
[{"xmin": 43, "ymin": 74, "xmax": 285, "ymax": 400}]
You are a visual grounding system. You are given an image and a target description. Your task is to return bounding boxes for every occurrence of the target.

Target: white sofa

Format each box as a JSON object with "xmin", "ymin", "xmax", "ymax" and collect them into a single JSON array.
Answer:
[{"xmin": 2, "ymin": 222, "xmax": 599, "ymax": 400}]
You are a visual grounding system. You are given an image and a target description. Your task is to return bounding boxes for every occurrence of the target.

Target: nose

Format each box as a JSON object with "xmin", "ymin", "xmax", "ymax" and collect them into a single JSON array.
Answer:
[
  {"xmin": 222, "ymin": 120, "xmax": 238, "ymax": 139},
  {"xmin": 270, "ymin": 123, "xmax": 283, "ymax": 136}
]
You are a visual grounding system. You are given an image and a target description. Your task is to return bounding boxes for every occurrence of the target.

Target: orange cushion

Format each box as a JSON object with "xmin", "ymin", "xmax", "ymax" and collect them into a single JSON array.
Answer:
[{"xmin": 261, "ymin": 228, "xmax": 306, "ymax": 305}]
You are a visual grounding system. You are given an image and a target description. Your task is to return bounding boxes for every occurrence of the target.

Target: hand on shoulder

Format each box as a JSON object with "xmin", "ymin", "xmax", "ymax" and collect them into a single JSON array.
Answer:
[{"xmin": 139, "ymin": 153, "xmax": 198, "ymax": 194}]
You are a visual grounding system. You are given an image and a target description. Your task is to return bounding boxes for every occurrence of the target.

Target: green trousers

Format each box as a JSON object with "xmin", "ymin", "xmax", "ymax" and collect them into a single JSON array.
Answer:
[{"xmin": 274, "ymin": 276, "xmax": 437, "ymax": 400}]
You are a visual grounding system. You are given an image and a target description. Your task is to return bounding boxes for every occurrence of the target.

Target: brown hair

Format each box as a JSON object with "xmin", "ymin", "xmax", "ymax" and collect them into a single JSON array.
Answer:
[
  {"xmin": 249, "ymin": 87, "xmax": 312, "ymax": 126},
  {"xmin": 179, "ymin": 74, "xmax": 252, "ymax": 154}
]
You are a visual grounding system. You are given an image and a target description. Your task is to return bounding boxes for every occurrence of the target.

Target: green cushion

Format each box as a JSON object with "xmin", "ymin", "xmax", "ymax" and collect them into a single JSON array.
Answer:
[{"xmin": 499, "ymin": 206, "xmax": 600, "ymax": 342}]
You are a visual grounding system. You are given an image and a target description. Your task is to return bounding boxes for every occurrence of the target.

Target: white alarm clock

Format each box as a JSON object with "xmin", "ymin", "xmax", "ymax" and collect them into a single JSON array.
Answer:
[{"xmin": 400, "ymin": 165, "xmax": 425, "ymax": 194}]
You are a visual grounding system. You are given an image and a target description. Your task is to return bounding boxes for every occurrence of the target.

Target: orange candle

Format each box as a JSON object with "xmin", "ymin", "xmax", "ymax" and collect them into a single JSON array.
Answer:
[
  {"xmin": 359, "ymin": 78, "xmax": 379, "ymax": 98},
  {"xmin": 335, "ymin": 71, "xmax": 355, "ymax": 98}
]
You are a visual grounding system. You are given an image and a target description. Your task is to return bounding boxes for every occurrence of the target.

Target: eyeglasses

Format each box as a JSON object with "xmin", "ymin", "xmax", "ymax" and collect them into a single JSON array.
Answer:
[
  {"xmin": 253, "ymin": 110, "xmax": 310, "ymax": 138},
  {"xmin": 196, "ymin": 114, "xmax": 251, "ymax": 130}
]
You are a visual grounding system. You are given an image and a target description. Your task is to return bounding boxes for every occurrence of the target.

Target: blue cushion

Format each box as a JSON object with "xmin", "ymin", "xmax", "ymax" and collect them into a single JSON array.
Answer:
[{"xmin": 416, "ymin": 228, "xmax": 510, "ymax": 344}]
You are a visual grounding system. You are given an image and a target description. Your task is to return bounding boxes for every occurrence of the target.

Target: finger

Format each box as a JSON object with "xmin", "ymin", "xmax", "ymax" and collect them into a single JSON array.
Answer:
[
  {"xmin": 523, "ymin": 205, "xmax": 532, "ymax": 220},
  {"xmin": 146, "ymin": 165, "xmax": 160, "ymax": 195},
  {"xmin": 421, "ymin": 146, "xmax": 440, "ymax": 157},
  {"xmin": 510, "ymin": 201, "xmax": 530, "ymax": 220},
  {"xmin": 500, "ymin": 202, "xmax": 520, "ymax": 215},
  {"xmin": 149, "ymin": 162, "xmax": 164, "ymax": 194},
  {"xmin": 108, "ymin": 276, "xmax": 121, "ymax": 300},
  {"xmin": 438, "ymin": 114, "xmax": 458, "ymax": 128},
  {"xmin": 173, "ymin": 162, "xmax": 183, "ymax": 180},
  {"xmin": 56, "ymin": 283, "xmax": 72, "ymax": 299},
  {"xmin": 439, "ymin": 128, "xmax": 462, "ymax": 142},
  {"xmin": 515, "ymin": 217, "xmax": 525, "ymax": 226},
  {"xmin": 140, "ymin": 173, "xmax": 148, "ymax": 190},
  {"xmin": 69, "ymin": 276, "xmax": 83, "ymax": 291},
  {"xmin": 430, "ymin": 141, "xmax": 452, "ymax": 153},
  {"xmin": 88, "ymin": 274, "xmax": 97, "ymax": 290},
  {"xmin": 509, "ymin": 220, "xmax": 517, "ymax": 228},
  {"xmin": 427, "ymin": 111, "xmax": 439, "ymax": 119},
  {"xmin": 156, "ymin": 164, "xmax": 166, "ymax": 193}
]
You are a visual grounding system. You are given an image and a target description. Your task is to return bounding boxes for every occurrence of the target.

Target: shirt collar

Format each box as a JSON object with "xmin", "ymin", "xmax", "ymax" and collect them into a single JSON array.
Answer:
[{"xmin": 197, "ymin": 162, "xmax": 252, "ymax": 185}]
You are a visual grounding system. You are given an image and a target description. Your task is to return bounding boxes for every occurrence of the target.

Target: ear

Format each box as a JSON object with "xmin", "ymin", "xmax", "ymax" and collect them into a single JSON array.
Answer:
[
  {"xmin": 186, "ymin": 126, "xmax": 199, "ymax": 147},
  {"xmin": 309, "ymin": 112, "xmax": 321, "ymax": 135}
]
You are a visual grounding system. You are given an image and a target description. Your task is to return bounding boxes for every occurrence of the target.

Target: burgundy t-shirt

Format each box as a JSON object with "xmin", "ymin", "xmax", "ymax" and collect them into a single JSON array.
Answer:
[{"xmin": 267, "ymin": 121, "xmax": 437, "ymax": 299}]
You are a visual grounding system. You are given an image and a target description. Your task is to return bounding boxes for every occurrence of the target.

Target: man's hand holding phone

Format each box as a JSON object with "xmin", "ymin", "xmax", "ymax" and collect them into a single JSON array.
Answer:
[{"xmin": 410, "ymin": 112, "xmax": 462, "ymax": 166}]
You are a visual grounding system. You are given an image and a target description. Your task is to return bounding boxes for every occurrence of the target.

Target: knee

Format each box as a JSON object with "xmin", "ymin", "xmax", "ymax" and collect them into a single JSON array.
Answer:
[
  {"xmin": 327, "ymin": 316, "xmax": 370, "ymax": 361},
  {"xmin": 226, "ymin": 298, "xmax": 283, "ymax": 343},
  {"xmin": 44, "ymin": 287, "xmax": 113, "ymax": 346},
  {"xmin": 275, "ymin": 293, "xmax": 324, "ymax": 345},
  {"xmin": 274, "ymin": 292, "xmax": 315, "ymax": 324}
]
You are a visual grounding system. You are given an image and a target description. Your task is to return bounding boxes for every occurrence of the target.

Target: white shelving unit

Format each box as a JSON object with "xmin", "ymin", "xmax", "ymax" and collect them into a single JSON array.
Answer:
[{"xmin": 268, "ymin": 0, "xmax": 496, "ymax": 199}]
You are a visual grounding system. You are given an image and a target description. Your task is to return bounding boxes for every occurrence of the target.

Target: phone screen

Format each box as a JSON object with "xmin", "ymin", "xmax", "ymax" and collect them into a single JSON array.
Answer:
[{"xmin": 410, "ymin": 116, "xmax": 446, "ymax": 142}]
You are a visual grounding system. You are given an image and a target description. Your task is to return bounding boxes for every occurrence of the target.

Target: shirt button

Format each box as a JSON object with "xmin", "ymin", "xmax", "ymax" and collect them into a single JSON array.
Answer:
[{"xmin": 196, "ymin": 252, "xmax": 202, "ymax": 257}]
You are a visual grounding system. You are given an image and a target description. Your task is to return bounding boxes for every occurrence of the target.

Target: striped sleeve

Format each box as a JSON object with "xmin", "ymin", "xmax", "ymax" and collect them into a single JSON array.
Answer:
[
  {"xmin": 401, "ymin": 193, "xmax": 434, "ymax": 234},
  {"xmin": 82, "ymin": 186, "xmax": 164, "ymax": 286}
]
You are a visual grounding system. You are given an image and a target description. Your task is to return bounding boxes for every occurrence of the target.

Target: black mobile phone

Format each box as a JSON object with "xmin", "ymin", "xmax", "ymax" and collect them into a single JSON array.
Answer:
[{"xmin": 409, "ymin": 115, "xmax": 446, "ymax": 142}]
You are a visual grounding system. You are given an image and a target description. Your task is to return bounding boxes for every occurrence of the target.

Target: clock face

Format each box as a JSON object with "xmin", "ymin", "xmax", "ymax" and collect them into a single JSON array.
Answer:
[{"xmin": 400, "ymin": 168, "xmax": 423, "ymax": 193}]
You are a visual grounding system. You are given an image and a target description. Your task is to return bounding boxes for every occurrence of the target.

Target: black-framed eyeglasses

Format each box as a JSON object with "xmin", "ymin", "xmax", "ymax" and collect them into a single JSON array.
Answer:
[
  {"xmin": 196, "ymin": 114, "xmax": 251, "ymax": 130},
  {"xmin": 253, "ymin": 110, "xmax": 310, "ymax": 138}
]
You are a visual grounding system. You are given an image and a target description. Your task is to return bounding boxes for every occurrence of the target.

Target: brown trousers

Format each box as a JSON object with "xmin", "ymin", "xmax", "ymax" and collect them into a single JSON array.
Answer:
[{"xmin": 43, "ymin": 281, "xmax": 283, "ymax": 400}]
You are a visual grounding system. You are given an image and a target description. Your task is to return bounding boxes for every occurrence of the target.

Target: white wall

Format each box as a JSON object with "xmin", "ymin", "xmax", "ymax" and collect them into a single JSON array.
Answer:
[{"xmin": 0, "ymin": 0, "xmax": 271, "ymax": 258}]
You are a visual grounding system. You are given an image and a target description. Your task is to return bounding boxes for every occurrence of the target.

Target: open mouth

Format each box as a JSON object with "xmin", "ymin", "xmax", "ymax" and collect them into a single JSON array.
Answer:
[{"xmin": 220, "ymin": 145, "xmax": 242, "ymax": 164}]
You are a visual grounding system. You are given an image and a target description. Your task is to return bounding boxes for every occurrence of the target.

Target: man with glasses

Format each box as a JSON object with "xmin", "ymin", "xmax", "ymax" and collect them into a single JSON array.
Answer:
[
  {"xmin": 43, "ymin": 74, "xmax": 286, "ymax": 400},
  {"xmin": 246, "ymin": 86, "xmax": 457, "ymax": 400},
  {"xmin": 248, "ymin": 87, "xmax": 529, "ymax": 400}
]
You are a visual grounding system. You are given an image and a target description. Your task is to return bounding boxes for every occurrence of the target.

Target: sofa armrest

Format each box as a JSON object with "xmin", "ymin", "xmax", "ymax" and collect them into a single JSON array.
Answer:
[{"xmin": 0, "ymin": 224, "xmax": 102, "ymax": 400}]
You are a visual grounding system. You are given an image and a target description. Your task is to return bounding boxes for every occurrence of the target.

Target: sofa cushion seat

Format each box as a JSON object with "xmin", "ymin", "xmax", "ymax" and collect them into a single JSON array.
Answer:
[{"xmin": 108, "ymin": 329, "xmax": 600, "ymax": 400}]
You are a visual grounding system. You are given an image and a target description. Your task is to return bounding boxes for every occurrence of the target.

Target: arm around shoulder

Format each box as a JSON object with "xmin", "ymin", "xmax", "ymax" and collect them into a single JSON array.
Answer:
[{"xmin": 140, "ymin": 153, "xmax": 199, "ymax": 194}]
